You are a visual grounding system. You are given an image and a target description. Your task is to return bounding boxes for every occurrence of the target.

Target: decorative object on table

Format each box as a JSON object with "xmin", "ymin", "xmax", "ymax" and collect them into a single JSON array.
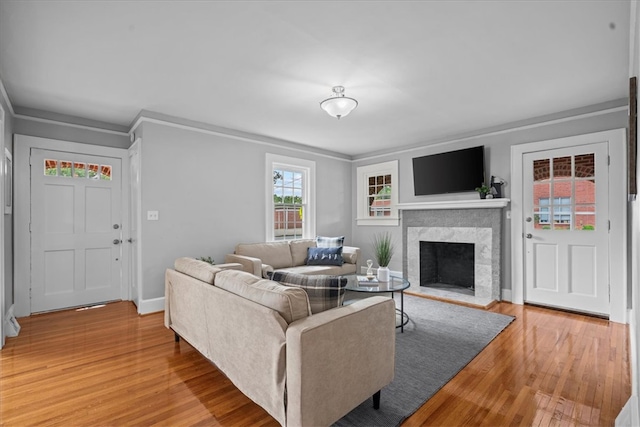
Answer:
[
  {"xmin": 357, "ymin": 275, "xmax": 379, "ymax": 284},
  {"xmin": 372, "ymin": 232, "xmax": 395, "ymax": 282},
  {"xmin": 197, "ymin": 256, "xmax": 215, "ymax": 265},
  {"xmin": 490, "ymin": 175, "xmax": 506, "ymax": 198},
  {"xmin": 475, "ymin": 183, "xmax": 491, "ymax": 199},
  {"xmin": 365, "ymin": 259, "xmax": 374, "ymax": 279}
]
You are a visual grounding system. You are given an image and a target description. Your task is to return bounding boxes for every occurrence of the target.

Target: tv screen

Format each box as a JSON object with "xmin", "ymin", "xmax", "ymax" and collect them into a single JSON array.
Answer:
[{"xmin": 412, "ymin": 146, "xmax": 485, "ymax": 196}]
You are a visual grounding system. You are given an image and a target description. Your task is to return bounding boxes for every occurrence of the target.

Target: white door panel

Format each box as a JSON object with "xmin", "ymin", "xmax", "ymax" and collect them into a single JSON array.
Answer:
[
  {"xmin": 523, "ymin": 142, "xmax": 609, "ymax": 315},
  {"xmin": 128, "ymin": 142, "xmax": 141, "ymax": 309},
  {"xmin": 31, "ymin": 148, "xmax": 122, "ymax": 313}
]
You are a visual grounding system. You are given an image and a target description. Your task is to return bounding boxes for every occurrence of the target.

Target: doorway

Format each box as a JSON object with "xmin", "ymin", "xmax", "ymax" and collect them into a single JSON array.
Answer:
[
  {"xmin": 523, "ymin": 142, "xmax": 609, "ymax": 315},
  {"xmin": 14, "ymin": 135, "xmax": 130, "ymax": 317},
  {"xmin": 511, "ymin": 129, "xmax": 627, "ymax": 322},
  {"xmin": 30, "ymin": 149, "xmax": 123, "ymax": 313}
]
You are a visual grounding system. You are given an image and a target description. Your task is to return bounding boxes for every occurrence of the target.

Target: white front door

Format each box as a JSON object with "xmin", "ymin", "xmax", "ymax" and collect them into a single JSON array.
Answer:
[
  {"xmin": 30, "ymin": 148, "xmax": 123, "ymax": 313},
  {"xmin": 523, "ymin": 142, "xmax": 609, "ymax": 315}
]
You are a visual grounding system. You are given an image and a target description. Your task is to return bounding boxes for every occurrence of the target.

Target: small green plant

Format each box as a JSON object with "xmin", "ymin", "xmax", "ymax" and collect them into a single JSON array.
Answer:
[
  {"xmin": 475, "ymin": 184, "xmax": 491, "ymax": 195},
  {"xmin": 372, "ymin": 232, "xmax": 395, "ymax": 267},
  {"xmin": 197, "ymin": 256, "xmax": 215, "ymax": 265}
]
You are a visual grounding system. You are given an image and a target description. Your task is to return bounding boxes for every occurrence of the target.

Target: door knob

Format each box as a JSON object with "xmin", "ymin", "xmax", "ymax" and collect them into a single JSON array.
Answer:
[
  {"xmin": 526, "ymin": 233, "xmax": 533, "ymax": 239},
  {"xmin": 113, "ymin": 239, "xmax": 122, "ymax": 245},
  {"xmin": 526, "ymin": 217, "xmax": 532, "ymax": 222},
  {"xmin": 127, "ymin": 238, "xmax": 134, "ymax": 243}
]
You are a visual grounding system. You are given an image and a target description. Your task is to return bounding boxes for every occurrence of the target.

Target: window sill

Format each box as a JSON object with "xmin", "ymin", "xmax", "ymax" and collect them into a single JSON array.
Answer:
[{"xmin": 356, "ymin": 217, "xmax": 400, "ymax": 226}]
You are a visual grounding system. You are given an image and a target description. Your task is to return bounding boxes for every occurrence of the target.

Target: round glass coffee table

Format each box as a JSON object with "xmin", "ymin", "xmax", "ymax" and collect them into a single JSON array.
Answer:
[{"xmin": 344, "ymin": 274, "xmax": 410, "ymax": 333}]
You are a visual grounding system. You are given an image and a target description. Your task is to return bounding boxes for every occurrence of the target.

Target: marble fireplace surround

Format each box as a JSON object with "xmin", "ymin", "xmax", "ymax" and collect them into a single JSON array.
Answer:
[{"xmin": 400, "ymin": 199, "xmax": 508, "ymax": 306}]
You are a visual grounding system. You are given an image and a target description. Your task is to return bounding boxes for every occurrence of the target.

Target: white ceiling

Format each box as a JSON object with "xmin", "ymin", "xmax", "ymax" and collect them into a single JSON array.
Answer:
[{"xmin": 0, "ymin": 1, "xmax": 631, "ymax": 157}]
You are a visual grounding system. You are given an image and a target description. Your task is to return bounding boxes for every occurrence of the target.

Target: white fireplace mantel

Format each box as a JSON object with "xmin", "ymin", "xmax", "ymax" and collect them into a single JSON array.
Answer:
[{"xmin": 397, "ymin": 198, "xmax": 510, "ymax": 211}]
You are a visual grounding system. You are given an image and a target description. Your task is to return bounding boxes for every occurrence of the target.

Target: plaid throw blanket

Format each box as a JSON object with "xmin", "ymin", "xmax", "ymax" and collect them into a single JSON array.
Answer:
[{"xmin": 270, "ymin": 271, "xmax": 347, "ymax": 314}]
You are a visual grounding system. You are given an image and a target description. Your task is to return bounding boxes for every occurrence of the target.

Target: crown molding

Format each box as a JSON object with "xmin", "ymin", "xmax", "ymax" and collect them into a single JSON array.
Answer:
[
  {"xmin": 13, "ymin": 113, "xmax": 129, "ymax": 137},
  {"xmin": 129, "ymin": 113, "xmax": 352, "ymax": 163},
  {"xmin": 353, "ymin": 101, "xmax": 628, "ymax": 162},
  {"xmin": 0, "ymin": 76, "xmax": 15, "ymax": 116}
]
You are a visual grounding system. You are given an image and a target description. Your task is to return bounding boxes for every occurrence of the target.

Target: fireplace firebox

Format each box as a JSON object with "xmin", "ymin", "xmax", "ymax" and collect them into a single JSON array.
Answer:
[{"xmin": 419, "ymin": 241, "xmax": 475, "ymax": 290}]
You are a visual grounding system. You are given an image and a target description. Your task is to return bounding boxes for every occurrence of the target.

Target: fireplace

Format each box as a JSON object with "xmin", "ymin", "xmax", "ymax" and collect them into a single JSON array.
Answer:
[
  {"xmin": 420, "ymin": 241, "xmax": 475, "ymax": 294},
  {"xmin": 401, "ymin": 203, "xmax": 505, "ymax": 306}
]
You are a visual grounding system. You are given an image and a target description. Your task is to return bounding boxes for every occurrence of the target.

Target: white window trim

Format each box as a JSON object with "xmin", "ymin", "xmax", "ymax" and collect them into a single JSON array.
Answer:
[
  {"xmin": 356, "ymin": 160, "xmax": 399, "ymax": 226},
  {"xmin": 266, "ymin": 154, "xmax": 316, "ymax": 241}
]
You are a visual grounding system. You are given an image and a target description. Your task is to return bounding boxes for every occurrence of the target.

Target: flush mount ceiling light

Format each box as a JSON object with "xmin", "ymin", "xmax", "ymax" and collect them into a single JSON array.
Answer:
[{"xmin": 320, "ymin": 86, "xmax": 358, "ymax": 119}]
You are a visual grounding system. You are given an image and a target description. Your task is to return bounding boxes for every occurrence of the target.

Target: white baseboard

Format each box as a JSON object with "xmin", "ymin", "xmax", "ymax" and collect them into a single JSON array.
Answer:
[
  {"xmin": 501, "ymin": 288, "xmax": 512, "ymax": 302},
  {"xmin": 137, "ymin": 297, "xmax": 165, "ymax": 315},
  {"xmin": 4, "ymin": 304, "xmax": 20, "ymax": 337}
]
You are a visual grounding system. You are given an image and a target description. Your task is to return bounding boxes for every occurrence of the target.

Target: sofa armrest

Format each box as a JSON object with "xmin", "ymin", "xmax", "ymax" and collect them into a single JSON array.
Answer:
[
  {"xmin": 213, "ymin": 262, "xmax": 244, "ymax": 271},
  {"xmin": 285, "ymin": 296, "xmax": 395, "ymax": 427},
  {"xmin": 224, "ymin": 254, "xmax": 262, "ymax": 276},
  {"xmin": 342, "ymin": 246, "xmax": 360, "ymax": 265}
]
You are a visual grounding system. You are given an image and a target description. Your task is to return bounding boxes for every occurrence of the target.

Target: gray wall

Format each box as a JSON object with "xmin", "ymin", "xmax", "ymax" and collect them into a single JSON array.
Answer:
[
  {"xmin": 137, "ymin": 121, "xmax": 353, "ymax": 301},
  {"xmin": 351, "ymin": 107, "xmax": 628, "ymax": 292},
  {"xmin": 2, "ymin": 103, "xmax": 630, "ymax": 310}
]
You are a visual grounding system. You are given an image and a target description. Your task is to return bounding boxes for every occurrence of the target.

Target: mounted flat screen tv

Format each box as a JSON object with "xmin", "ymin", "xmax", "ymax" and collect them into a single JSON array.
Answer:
[{"xmin": 412, "ymin": 146, "xmax": 485, "ymax": 196}]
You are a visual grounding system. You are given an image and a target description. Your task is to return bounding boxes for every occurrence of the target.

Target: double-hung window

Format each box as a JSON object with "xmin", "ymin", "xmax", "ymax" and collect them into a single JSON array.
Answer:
[
  {"xmin": 266, "ymin": 154, "xmax": 315, "ymax": 241},
  {"xmin": 356, "ymin": 160, "xmax": 399, "ymax": 226}
]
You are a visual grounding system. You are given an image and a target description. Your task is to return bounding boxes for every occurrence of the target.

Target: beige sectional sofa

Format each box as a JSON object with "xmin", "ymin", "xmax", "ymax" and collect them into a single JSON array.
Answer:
[
  {"xmin": 165, "ymin": 257, "xmax": 395, "ymax": 427},
  {"xmin": 224, "ymin": 239, "xmax": 359, "ymax": 278}
]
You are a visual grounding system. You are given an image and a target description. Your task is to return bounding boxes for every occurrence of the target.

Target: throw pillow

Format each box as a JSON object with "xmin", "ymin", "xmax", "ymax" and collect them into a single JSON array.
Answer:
[
  {"xmin": 316, "ymin": 235, "xmax": 345, "ymax": 248},
  {"xmin": 306, "ymin": 247, "xmax": 344, "ymax": 266},
  {"xmin": 270, "ymin": 271, "xmax": 348, "ymax": 314}
]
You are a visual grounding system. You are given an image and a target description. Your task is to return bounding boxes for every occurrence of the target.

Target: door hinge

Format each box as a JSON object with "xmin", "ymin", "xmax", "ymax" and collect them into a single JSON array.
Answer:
[
  {"xmin": 608, "ymin": 220, "xmax": 611, "ymax": 231},
  {"xmin": 608, "ymin": 155, "xmax": 610, "ymax": 166},
  {"xmin": 29, "ymin": 222, "xmax": 31, "ymax": 232}
]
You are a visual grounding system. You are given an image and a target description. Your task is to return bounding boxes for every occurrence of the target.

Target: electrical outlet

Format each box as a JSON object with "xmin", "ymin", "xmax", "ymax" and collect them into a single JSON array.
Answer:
[{"xmin": 147, "ymin": 210, "xmax": 159, "ymax": 221}]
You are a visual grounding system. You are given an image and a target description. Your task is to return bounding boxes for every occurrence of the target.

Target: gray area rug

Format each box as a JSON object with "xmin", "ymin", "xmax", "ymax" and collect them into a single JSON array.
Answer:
[{"xmin": 334, "ymin": 295, "xmax": 515, "ymax": 427}]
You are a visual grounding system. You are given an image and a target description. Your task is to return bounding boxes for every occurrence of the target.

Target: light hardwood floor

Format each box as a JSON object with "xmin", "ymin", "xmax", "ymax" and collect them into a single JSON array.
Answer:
[{"xmin": 0, "ymin": 299, "xmax": 630, "ymax": 426}]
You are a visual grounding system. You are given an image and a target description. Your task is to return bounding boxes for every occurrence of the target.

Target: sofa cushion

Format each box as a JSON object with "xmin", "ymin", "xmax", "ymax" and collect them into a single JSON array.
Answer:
[
  {"xmin": 174, "ymin": 257, "xmax": 222, "ymax": 285},
  {"xmin": 270, "ymin": 271, "xmax": 347, "ymax": 314},
  {"xmin": 316, "ymin": 236, "xmax": 345, "ymax": 248},
  {"xmin": 306, "ymin": 247, "xmax": 343, "ymax": 266},
  {"xmin": 236, "ymin": 241, "xmax": 293, "ymax": 269},
  {"xmin": 215, "ymin": 270, "xmax": 311, "ymax": 324},
  {"xmin": 290, "ymin": 239, "xmax": 316, "ymax": 266}
]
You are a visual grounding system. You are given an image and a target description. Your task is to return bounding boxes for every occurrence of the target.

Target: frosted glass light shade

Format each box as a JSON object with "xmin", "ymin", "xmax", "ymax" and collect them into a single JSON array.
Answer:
[{"xmin": 320, "ymin": 86, "xmax": 358, "ymax": 119}]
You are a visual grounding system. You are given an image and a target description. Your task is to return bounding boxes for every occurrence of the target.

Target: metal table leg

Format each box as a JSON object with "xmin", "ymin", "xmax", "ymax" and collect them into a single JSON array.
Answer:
[{"xmin": 392, "ymin": 290, "xmax": 409, "ymax": 333}]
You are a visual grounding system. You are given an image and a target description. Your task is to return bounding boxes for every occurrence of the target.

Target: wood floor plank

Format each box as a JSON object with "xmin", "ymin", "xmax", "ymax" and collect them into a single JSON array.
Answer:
[{"xmin": 0, "ymin": 300, "xmax": 630, "ymax": 426}]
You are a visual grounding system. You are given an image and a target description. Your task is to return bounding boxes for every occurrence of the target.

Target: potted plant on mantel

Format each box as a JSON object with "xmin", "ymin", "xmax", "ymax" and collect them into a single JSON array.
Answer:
[
  {"xmin": 372, "ymin": 232, "xmax": 395, "ymax": 282},
  {"xmin": 475, "ymin": 184, "xmax": 492, "ymax": 199}
]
